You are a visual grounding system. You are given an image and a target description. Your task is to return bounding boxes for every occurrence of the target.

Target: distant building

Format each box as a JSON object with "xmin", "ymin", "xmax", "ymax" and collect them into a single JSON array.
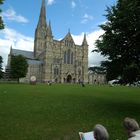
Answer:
[
  {"xmin": 6, "ymin": 0, "xmax": 88, "ymax": 83},
  {"xmin": 88, "ymin": 68, "xmax": 106, "ymax": 84}
]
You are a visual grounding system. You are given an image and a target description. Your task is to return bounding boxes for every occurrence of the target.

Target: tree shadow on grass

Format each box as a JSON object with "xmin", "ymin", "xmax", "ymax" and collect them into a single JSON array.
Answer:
[{"xmin": 103, "ymin": 100, "xmax": 140, "ymax": 117}]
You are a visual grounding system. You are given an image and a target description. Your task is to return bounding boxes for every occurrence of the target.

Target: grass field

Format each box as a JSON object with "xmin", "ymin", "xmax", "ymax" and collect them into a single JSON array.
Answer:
[{"xmin": 0, "ymin": 84, "xmax": 140, "ymax": 140}]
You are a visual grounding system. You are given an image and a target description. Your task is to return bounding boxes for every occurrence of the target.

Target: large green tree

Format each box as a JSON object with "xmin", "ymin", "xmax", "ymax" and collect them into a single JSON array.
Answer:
[
  {"xmin": 95, "ymin": 0, "xmax": 140, "ymax": 83},
  {"xmin": 10, "ymin": 55, "xmax": 28, "ymax": 83},
  {"xmin": 0, "ymin": 56, "xmax": 3, "ymax": 78},
  {"xmin": 0, "ymin": 0, "xmax": 4, "ymax": 29}
]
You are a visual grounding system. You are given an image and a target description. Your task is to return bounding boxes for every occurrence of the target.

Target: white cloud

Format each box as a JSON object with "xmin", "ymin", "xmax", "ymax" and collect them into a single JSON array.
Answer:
[
  {"xmin": 0, "ymin": 28, "xmax": 33, "ymax": 69},
  {"xmin": 72, "ymin": 29, "xmax": 105, "ymax": 67},
  {"xmin": 71, "ymin": 1, "xmax": 76, "ymax": 8},
  {"xmin": 2, "ymin": 8, "xmax": 29, "ymax": 23},
  {"xmin": 47, "ymin": 0, "xmax": 55, "ymax": 5},
  {"xmin": 81, "ymin": 13, "xmax": 93, "ymax": 24}
]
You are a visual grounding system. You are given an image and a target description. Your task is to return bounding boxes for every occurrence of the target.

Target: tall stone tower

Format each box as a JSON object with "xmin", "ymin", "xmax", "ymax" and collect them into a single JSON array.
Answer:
[
  {"xmin": 34, "ymin": 0, "xmax": 53, "ymax": 82},
  {"xmin": 34, "ymin": 0, "xmax": 47, "ymax": 58}
]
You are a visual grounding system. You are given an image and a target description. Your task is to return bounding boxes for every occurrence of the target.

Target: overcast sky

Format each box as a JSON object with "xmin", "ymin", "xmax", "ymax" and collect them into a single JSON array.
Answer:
[{"xmin": 0, "ymin": 0, "xmax": 116, "ymax": 69}]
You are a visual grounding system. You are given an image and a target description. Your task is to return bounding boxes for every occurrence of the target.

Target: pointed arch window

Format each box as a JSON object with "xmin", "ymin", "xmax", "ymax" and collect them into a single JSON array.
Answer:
[
  {"xmin": 71, "ymin": 52, "xmax": 73, "ymax": 64},
  {"xmin": 64, "ymin": 51, "xmax": 67, "ymax": 64},
  {"xmin": 67, "ymin": 49, "xmax": 71, "ymax": 64},
  {"xmin": 64, "ymin": 49, "xmax": 74, "ymax": 64},
  {"xmin": 54, "ymin": 67, "xmax": 59, "ymax": 76}
]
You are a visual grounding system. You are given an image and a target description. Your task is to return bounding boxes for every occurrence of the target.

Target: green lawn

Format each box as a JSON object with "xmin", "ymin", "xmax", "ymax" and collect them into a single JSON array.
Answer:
[{"xmin": 0, "ymin": 84, "xmax": 140, "ymax": 140}]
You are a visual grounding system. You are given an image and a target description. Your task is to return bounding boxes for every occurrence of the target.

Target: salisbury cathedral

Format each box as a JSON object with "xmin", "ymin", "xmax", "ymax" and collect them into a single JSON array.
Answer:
[{"xmin": 7, "ymin": 0, "xmax": 88, "ymax": 83}]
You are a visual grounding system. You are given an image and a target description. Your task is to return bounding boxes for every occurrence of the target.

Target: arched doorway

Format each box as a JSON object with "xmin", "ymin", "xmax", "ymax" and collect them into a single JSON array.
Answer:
[{"xmin": 67, "ymin": 75, "xmax": 72, "ymax": 83}]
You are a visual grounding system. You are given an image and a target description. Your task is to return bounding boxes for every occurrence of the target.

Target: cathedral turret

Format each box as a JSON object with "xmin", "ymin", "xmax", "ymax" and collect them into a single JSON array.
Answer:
[
  {"xmin": 81, "ymin": 33, "xmax": 88, "ymax": 58},
  {"xmin": 81, "ymin": 33, "xmax": 88, "ymax": 82},
  {"xmin": 82, "ymin": 33, "xmax": 88, "ymax": 46},
  {"xmin": 46, "ymin": 20, "xmax": 53, "ymax": 37}
]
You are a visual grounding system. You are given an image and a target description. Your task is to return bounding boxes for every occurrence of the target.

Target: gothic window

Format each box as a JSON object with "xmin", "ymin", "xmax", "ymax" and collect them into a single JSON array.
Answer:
[
  {"xmin": 56, "ymin": 68, "xmax": 59, "ymax": 75},
  {"xmin": 54, "ymin": 68, "xmax": 56, "ymax": 76},
  {"xmin": 71, "ymin": 42, "xmax": 73, "ymax": 47},
  {"xmin": 64, "ymin": 51, "xmax": 67, "ymax": 64},
  {"xmin": 70, "ymin": 41, "xmax": 73, "ymax": 47},
  {"xmin": 65, "ymin": 40, "xmax": 67, "ymax": 46},
  {"xmin": 67, "ymin": 49, "xmax": 71, "ymax": 64},
  {"xmin": 71, "ymin": 52, "xmax": 73, "ymax": 64},
  {"xmin": 54, "ymin": 67, "xmax": 59, "ymax": 76},
  {"xmin": 65, "ymin": 40, "xmax": 73, "ymax": 47},
  {"xmin": 64, "ymin": 50, "xmax": 73, "ymax": 64}
]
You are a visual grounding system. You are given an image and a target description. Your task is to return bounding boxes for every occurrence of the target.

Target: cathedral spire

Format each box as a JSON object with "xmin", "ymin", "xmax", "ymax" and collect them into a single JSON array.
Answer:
[{"xmin": 37, "ymin": 0, "xmax": 47, "ymax": 28}]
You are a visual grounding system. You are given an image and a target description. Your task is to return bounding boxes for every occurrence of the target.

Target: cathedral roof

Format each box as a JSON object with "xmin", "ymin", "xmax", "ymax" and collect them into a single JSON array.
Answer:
[
  {"xmin": 27, "ymin": 59, "xmax": 44, "ymax": 65},
  {"xmin": 11, "ymin": 49, "xmax": 44, "ymax": 65},
  {"xmin": 11, "ymin": 49, "xmax": 34, "ymax": 59}
]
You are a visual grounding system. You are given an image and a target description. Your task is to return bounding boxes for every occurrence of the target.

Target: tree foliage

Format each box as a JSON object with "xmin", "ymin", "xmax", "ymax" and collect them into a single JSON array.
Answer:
[
  {"xmin": 0, "ymin": 0, "xmax": 4, "ymax": 29},
  {"xmin": 96, "ymin": 0, "xmax": 140, "ymax": 83},
  {"xmin": 0, "ymin": 56, "xmax": 3, "ymax": 78},
  {"xmin": 10, "ymin": 55, "xmax": 28, "ymax": 83}
]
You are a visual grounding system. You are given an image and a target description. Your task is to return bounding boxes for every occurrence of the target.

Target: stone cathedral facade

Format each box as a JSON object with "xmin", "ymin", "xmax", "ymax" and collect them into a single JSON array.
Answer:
[{"xmin": 7, "ymin": 0, "xmax": 88, "ymax": 83}]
